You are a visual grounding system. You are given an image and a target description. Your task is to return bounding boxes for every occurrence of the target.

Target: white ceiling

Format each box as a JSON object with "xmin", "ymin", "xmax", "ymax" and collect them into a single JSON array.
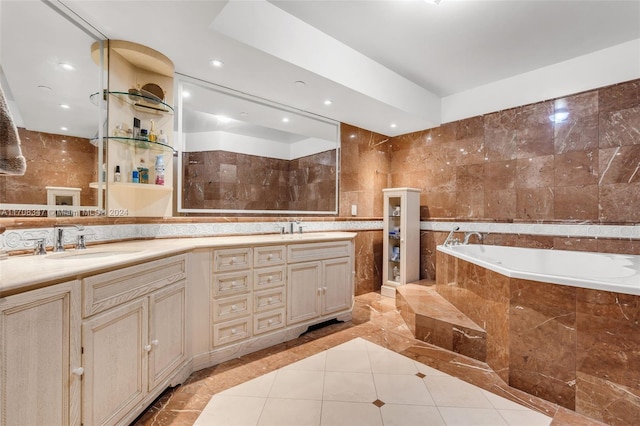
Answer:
[{"xmin": 3, "ymin": 0, "xmax": 640, "ymax": 139}]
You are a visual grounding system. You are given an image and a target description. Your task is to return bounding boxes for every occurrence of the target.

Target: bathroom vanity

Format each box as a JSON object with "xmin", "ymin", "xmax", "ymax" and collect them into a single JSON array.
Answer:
[{"xmin": 0, "ymin": 232, "xmax": 355, "ymax": 426}]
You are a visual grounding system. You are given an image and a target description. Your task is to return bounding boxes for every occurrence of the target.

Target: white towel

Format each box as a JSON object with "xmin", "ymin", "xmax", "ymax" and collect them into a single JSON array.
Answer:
[{"xmin": 0, "ymin": 85, "xmax": 26, "ymax": 175}]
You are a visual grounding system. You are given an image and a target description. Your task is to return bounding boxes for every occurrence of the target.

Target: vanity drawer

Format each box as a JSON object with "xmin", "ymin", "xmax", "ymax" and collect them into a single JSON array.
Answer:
[
  {"xmin": 253, "ymin": 309, "xmax": 285, "ymax": 335},
  {"xmin": 213, "ymin": 248, "xmax": 252, "ymax": 272},
  {"xmin": 253, "ymin": 265, "xmax": 286, "ymax": 291},
  {"xmin": 212, "ymin": 271, "xmax": 252, "ymax": 297},
  {"xmin": 254, "ymin": 288, "xmax": 285, "ymax": 313},
  {"xmin": 288, "ymin": 241, "xmax": 351, "ymax": 263},
  {"xmin": 212, "ymin": 317, "xmax": 252, "ymax": 347},
  {"xmin": 212, "ymin": 294, "xmax": 252, "ymax": 323},
  {"xmin": 82, "ymin": 255, "xmax": 187, "ymax": 317},
  {"xmin": 254, "ymin": 245, "xmax": 285, "ymax": 267}
]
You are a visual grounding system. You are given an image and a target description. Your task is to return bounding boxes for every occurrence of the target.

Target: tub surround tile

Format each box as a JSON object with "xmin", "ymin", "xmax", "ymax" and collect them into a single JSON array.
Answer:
[
  {"xmin": 599, "ymin": 105, "xmax": 640, "ymax": 148},
  {"xmin": 598, "ymin": 80, "xmax": 640, "ymax": 114},
  {"xmin": 598, "ymin": 145, "xmax": 640, "ymax": 185},
  {"xmin": 599, "ymin": 182, "xmax": 640, "ymax": 222},
  {"xmin": 435, "ymin": 250, "xmax": 640, "ymax": 425},
  {"xmin": 553, "ymin": 184, "xmax": 599, "ymax": 220},
  {"xmin": 509, "ymin": 280, "xmax": 577, "ymax": 410}
]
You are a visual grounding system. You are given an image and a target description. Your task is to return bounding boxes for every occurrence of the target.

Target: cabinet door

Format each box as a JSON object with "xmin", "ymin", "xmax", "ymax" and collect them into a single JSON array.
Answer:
[
  {"xmin": 148, "ymin": 280, "xmax": 187, "ymax": 392},
  {"xmin": 322, "ymin": 257, "xmax": 353, "ymax": 315},
  {"xmin": 287, "ymin": 261, "xmax": 321, "ymax": 324},
  {"xmin": 82, "ymin": 298, "xmax": 148, "ymax": 426},
  {"xmin": 0, "ymin": 281, "xmax": 81, "ymax": 426}
]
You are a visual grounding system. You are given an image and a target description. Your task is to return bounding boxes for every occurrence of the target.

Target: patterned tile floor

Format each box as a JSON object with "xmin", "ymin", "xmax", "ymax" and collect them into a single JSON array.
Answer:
[
  {"xmin": 194, "ymin": 337, "xmax": 552, "ymax": 425},
  {"xmin": 133, "ymin": 292, "xmax": 605, "ymax": 426}
]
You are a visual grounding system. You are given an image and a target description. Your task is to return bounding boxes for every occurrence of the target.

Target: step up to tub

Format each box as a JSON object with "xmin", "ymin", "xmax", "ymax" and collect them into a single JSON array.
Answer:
[{"xmin": 397, "ymin": 282, "xmax": 487, "ymax": 362}]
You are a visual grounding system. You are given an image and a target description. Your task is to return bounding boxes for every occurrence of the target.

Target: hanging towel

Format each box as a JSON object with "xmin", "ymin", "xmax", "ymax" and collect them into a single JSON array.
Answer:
[{"xmin": 0, "ymin": 85, "xmax": 26, "ymax": 175}]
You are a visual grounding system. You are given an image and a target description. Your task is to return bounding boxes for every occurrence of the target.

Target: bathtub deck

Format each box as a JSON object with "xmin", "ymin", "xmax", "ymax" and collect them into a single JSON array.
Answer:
[{"xmin": 397, "ymin": 281, "xmax": 487, "ymax": 362}]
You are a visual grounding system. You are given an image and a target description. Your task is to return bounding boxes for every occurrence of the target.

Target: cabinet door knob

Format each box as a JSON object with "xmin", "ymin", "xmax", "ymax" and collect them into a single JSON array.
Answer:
[
  {"xmin": 323, "ymin": 287, "xmax": 327, "ymax": 294},
  {"xmin": 151, "ymin": 339, "xmax": 159, "ymax": 347},
  {"xmin": 144, "ymin": 344, "xmax": 152, "ymax": 352},
  {"xmin": 71, "ymin": 367, "xmax": 84, "ymax": 376},
  {"xmin": 267, "ymin": 254, "xmax": 273, "ymax": 260}
]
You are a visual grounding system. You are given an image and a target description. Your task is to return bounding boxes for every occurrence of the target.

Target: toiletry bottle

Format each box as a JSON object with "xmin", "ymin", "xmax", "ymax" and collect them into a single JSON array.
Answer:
[
  {"xmin": 137, "ymin": 158, "xmax": 149, "ymax": 184},
  {"xmin": 114, "ymin": 165, "xmax": 121, "ymax": 182},
  {"xmin": 157, "ymin": 129, "xmax": 168, "ymax": 144},
  {"xmin": 148, "ymin": 119, "xmax": 157, "ymax": 142},
  {"xmin": 133, "ymin": 117, "xmax": 141, "ymax": 139},
  {"xmin": 154, "ymin": 154, "xmax": 165, "ymax": 185},
  {"xmin": 132, "ymin": 169, "xmax": 139, "ymax": 183}
]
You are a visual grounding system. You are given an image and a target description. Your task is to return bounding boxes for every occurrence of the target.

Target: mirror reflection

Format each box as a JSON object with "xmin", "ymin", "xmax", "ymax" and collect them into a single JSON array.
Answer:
[
  {"xmin": 0, "ymin": 1, "xmax": 105, "ymax": 217},
  {"xmin": 178, "ymin": 78, "xmax": 339, "ymax": 215}
]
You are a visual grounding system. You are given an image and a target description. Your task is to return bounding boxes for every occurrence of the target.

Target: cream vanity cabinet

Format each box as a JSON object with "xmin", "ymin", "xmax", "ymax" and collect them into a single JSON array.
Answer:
[
  {"xmin": 287, "ymin": 241, "xmax": 353, "ymax": 325},
  {"xmin": 0, "ymin": 280, "xmax": 82, "ymax": 426},
  {"xmin": 81, "ymin": 255, "xmax": 187, "ymax": 426}
]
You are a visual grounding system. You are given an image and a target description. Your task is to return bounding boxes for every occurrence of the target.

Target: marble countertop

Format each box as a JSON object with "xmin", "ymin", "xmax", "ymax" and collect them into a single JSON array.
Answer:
[{"xmin": 0, "ymin": 232, "xmax": 356, "ymax": 297}]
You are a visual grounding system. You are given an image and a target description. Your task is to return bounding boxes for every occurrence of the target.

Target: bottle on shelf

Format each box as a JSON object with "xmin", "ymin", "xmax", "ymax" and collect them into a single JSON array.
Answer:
[
  {"xmin": 391, "ymin": 245, "xmax": 400, "ymax": 262},
  {"xmin": 114, "ymin": 165, "xmax": 121, "ymax": 182},
  {"xmin": 392, "ymin": 265, "xmax": 400, "ymax": 282},
  {"xmin": 132, "ymin": 169, "xmax": 139, "ymax": 183},
  {"xmin": 137, "ymin": 158, "xmax": 149, "ymax": 184},
  {"xmin": 157, "ymin": 129, "xmax": 168, "ymax": 144},
  {"xmin": 148, "ymin": 119, "xmax": 157, "ymax": 142},
  {"xmin": 154, "ymin": 155, "xmax": 165, "ymax": 185}
]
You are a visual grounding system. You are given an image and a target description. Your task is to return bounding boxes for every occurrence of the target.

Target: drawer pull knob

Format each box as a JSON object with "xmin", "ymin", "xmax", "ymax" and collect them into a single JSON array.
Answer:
[
  {"xmin": 144, "ymin": 344, "xmax": 152, "ymax": 352},
  {"xmin": 268, "ymin": 319, "xmax": 273, "ymax": 325},
  {"xmin": 231, "ymin": 304, "xmax": 237, "ymax": 310},
  {"xmin": 231, "ymin": 257, "xmax": 236, "ymax": 264},
  {"xmin": 231, "ymin": 328, "xmax": 237, "ymax": 334},
  {"xmin": 72, "ymin": 367, "xmax": 84, "ymax": 376},
  {"xmin": 268, "ymin": 297, "xmax": 273, "ymax": 303},
  {"xmin": 267, "ymin": 254, "xmax": 273, "ymax": 260},
  {"xmin": 151, "ymin": 339, "xmax": 159, "ymax": 347},
  {"xmin": 268, "ymin": 275, "xmax": 273, "ymax": 281}
]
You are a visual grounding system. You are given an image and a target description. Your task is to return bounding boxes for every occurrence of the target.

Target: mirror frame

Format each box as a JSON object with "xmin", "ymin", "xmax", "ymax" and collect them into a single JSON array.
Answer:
[
  {"xmin": 0, "ymin": 0, "xmax": 107, "ymax": 217},
  {"xmin": 175, "ymin": 74, "xmax": 340, "ymax": 216}
]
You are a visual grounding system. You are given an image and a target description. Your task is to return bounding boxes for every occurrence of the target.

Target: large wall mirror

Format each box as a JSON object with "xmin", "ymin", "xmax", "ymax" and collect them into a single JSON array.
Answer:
[
  {"xmin": 177, "ymin": 76, "xmax": 340, "ymax": 215},
  {"xmin": 0, "ymin": 0, "xmax": 106, "ymax": 218}
]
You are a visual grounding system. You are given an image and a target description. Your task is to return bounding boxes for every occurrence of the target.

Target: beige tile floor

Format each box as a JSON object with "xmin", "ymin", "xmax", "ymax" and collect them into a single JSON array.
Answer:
[
  {"xmin": 194, "ymin": 337, "xmax": 552, "ymax": 426},
  {"xmin": 133, "ymin": 292, "xmax": 606, "ymax": 426}
]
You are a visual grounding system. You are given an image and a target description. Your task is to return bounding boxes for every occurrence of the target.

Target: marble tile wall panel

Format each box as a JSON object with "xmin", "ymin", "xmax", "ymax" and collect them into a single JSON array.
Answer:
[
  {"xmin": 388, "ymin": 78, "xmax": 640, "ymax": 224},
  {"xmin": 509, "ymin": 279, "xmax": 577, "ymax": 410},
  {"xmin": 435, "ymin": 252, "xmax": 510, "ymax": 382},
  {"xmin": 353, "ymin": 230, "xmax": 383, "ymax": 295},
  {"xmin": 182, "ymin": 150, "xmax": 335, "ymax": 212},
  {"xmin": 575, "ymin": 288, "xmax": 640, "ymax": 425},
  {"xmin": 1, "ymin": 128, "xmax": 97, "ymax": 209}
]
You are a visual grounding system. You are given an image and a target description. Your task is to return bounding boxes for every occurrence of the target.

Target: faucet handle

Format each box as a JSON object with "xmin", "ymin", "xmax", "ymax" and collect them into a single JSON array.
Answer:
[
  {"xmin": 28, "ymin": 238, "xmax": 47, "ymax": 255},
  {"xmin": 76, "ymin": 234, "xmax": 87, "ymax": 250}
]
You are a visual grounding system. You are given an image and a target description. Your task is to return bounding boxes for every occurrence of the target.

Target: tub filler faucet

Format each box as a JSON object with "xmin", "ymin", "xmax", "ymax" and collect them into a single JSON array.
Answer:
[
  {"xmin": 443, "ymin": 226, "xmax": 460, "ymax": 247},
  {"xmin": 463, "ymin": 231, "xmax": 483, "ymax": 245}
]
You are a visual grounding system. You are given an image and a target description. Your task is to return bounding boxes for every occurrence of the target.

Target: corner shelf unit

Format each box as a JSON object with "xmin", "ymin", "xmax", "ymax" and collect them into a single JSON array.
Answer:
[
  {"xmin": 106, "ymin": 136, "xmax": 175, "ymax": 153},
  {"xmin": 382, "ymin": 187, "xmax": 421, "ymax": 298}
]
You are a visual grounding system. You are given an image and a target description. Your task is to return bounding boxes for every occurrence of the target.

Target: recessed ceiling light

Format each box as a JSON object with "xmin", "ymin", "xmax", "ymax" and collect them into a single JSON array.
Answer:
[
  {"xmin": 215, "ymin": 115, "xmax": 231, "ymax": 124},
  {"xmin": 59, "ymin": 62, "xmax": 74, "ymax": 71},
  {"xmin": 210, "ymin": 59, "xmax": 224, "ymax": 68},
  {"xmin": 390, "ymin": 123, "xmax": 397, "ymax": 128},
  {"xmin": 282, "ymin": 117, "xmax": 289, "ymax": 123},
  {"xmin": 59, "ymin": 104, "xmax": 70, "ymax": 109},
  {"xmin": 182, "ymin": 90, "xmax": 191, "ymax": 98},
  {"xmin": 324, "ymin": 99, "xmax": 333, "ymax": 106},
  {"xmin": 60, "ymin": 126, "xmax": 68, "ymax": 131},
  {"xmin": 294, "ymin": 80, "xmax": 306, "ymax": 87}
]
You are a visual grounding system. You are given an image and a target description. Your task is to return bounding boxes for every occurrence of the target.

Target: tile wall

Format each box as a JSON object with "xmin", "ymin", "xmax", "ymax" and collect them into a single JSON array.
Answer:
[
  {"xmin": 0, "ymin": 128, "xmax": 97, "ymax": 209},
  {"xmin": 182, "ymin": 149, "xmax": 336, "ymax": 212}
]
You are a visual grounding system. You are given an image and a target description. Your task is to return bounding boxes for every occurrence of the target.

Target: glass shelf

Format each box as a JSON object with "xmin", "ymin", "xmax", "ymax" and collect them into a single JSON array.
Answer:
[
  {"xmin": 109, "ymin": 182, "xmax": 172, "ymax": 192},
  {"xmin": 106, "ymin": 136, "xmax": 175, "ymax": 152},
  {"xmin": 91, "ymin": 90, "xmax": 174, "ymax": 115}
]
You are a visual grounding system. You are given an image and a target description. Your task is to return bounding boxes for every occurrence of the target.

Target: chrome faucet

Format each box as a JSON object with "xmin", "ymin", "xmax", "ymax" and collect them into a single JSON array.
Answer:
[
  {"xmin": 443, "ymin": 225, "xmax": 460, "ymax": 247},
  {"xmin": 53, "ymin": 225, "xmax": 85, "ymax": 252},
  {"xmin": 463, "ymin": 231, "xmax": 483, "ymax": 245}
]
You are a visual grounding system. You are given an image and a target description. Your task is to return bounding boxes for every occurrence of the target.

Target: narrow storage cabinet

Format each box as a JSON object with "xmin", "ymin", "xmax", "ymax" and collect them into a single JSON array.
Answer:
[{"xmin": 382, "ymin": 187, "xmax": 421, "ymax": 297}]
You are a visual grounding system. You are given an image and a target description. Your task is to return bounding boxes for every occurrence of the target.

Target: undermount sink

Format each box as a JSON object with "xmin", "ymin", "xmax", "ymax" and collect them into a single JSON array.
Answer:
[{"xmin": 46, "ymin": 250, "xmax": 141, "ymax": 260}]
